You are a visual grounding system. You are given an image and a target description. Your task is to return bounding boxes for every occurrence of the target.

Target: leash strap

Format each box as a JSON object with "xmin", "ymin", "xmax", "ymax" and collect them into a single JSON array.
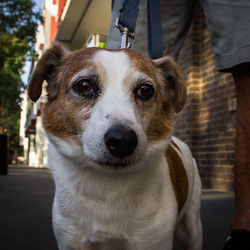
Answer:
[
  {"xmin": 147, "ymin": 0, "xmax": 163, "ymax": 58},
  {"xmin": 116, "ymin": 0, "xmax": 140, "ymax": 48},
  {"xmin": 116, "ymin": 0, "xmax": 163, "ymax": 59},
  {"xmin": 119, "ymin": 0, "xmax": 140, "ymax": 33}
]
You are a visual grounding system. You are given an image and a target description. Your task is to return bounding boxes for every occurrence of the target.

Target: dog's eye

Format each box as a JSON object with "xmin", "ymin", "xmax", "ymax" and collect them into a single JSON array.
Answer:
[
  {"xmin": 134, "ymin": 83, "xmax": 155, "ymax": 101},
  {"xmin": 72, "ymin": 78, "xmax": 98, "ymax": 97}
]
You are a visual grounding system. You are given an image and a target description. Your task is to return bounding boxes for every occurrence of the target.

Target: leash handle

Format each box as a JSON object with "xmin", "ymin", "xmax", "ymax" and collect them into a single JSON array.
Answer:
[{"xmin": 116, "ymin": 0, "xmax": 140, "ymax": 48}]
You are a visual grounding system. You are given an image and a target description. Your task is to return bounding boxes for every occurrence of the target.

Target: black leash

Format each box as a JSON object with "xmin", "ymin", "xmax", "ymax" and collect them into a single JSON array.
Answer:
[
  {"xmin": 147, "ymin": 0, "xmax": 163, "ymax": 58},
  {"xmin": 115, "ymin": 0, "xmax": 163, "ymax": 59}
]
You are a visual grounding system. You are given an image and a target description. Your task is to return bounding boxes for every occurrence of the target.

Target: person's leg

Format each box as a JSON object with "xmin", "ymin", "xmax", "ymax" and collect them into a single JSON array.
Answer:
[
  {"xmin": 223, "ymin": 62, "xmax": 250, "ymax": 249},
  {"xmin": 106, "ymin": 0, "xmax": 122, "ymax": 50},
  {"xmin": 202, "ymin": 0, "xmax": 250, "ymax": 71},
  {"xmin": 224, "ymin": 64, "xmax": 250, "ymax": 248},
  {"xmin": 201, "ymin": 1, "xmax": 250, "ymax": 248},
  {"xmin": 232, "ymin": 63, "xmax": 250, "ymax": 232}
]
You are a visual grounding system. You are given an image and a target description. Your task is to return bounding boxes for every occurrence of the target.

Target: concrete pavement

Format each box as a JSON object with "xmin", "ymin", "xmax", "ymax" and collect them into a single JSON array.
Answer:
[
  {"xmin": 0, "ymin": 167, "xmax": 57, "ymax": 250},
  {"xmin": 0, "ymin": 167, "xmax": 234, "ymax": 250}
]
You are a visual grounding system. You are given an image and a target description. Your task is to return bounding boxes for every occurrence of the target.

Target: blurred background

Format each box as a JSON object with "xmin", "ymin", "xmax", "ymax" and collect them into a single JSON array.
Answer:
[
  {"xmin": 1, "ymin": 0, "xmax": 236, "ymax": 192},
  {"xmin": 0, "ymin": 1, "xmax": 236, "ymax": 249}
]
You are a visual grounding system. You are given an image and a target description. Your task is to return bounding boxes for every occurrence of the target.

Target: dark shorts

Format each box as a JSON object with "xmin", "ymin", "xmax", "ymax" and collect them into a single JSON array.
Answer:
[{"xmin": 106, "ymin": 0, "xmax": 250, "ymax": 71}]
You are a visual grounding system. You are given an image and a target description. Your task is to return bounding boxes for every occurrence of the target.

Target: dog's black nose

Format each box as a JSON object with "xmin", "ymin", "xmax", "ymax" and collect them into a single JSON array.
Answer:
[{"xmin": 104, "ymin": 125, "xmax": 138, "ymax": 158}]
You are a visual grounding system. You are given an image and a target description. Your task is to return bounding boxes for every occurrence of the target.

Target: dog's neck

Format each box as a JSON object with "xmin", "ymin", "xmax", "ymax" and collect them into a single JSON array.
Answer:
[{"xmin": 47, "ymin": 134, "xmax": 171, "ymax": 199}]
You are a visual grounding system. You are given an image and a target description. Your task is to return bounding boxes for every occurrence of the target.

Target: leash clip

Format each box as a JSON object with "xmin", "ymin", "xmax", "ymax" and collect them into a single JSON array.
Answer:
[{"xmin": 115, "ymin": 18, "xmax": 135, "ymax": 49}]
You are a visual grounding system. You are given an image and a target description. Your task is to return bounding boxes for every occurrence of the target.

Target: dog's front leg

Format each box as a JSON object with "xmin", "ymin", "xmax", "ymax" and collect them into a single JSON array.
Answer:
[{"xmin": 52, "ymin": 201, "xmax": 85, "ymax": 250}]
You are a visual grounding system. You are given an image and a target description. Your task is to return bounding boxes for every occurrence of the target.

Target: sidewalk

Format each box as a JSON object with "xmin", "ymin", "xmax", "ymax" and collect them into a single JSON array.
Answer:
[{"xmin": 0, "ymin": 167, "xmax": 234, "ymax": 250}]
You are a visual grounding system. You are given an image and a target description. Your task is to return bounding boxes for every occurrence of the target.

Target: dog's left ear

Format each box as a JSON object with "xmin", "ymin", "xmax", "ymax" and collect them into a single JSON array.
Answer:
[
  {"xmin": 154, "ymin": 56, "xmax": 186, "ymax": 113},
  {"xmin": 28, "ymin": 43, "xmax": 68, "ymax": 102}
]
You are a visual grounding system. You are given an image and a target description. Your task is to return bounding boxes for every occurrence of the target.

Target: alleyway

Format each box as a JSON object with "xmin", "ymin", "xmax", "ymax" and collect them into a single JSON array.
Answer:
[{"xmin": 0, "ymin": 167, "xmax": 234, "ymax": 250}]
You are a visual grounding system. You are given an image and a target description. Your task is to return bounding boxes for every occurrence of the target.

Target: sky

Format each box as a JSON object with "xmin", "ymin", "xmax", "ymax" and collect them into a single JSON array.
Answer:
[
  {"xmin": 21, "ymin": 0, "xmax": 44, "ymax": 85},
  {"xmin": 34, "ymin": 0, "xmax": 44, "ymax": 11}
]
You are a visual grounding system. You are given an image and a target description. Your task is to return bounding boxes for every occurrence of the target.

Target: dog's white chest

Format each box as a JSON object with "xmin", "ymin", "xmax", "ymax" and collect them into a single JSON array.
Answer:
[{"xmin": 51, "ymin": 146, "xmax": 178, "ymax": 249}]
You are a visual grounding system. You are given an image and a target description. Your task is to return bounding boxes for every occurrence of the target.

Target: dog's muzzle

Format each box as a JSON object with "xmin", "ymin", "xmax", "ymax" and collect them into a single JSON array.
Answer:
[{"xmin": 104, "ymin": 124, "xmax": 138, "ymax": 159}]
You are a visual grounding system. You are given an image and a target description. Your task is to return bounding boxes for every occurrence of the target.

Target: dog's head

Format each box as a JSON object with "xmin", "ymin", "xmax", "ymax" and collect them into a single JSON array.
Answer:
[{"xmin": 29, "ymin": 43, "xmax": 186, "ymax": 171}]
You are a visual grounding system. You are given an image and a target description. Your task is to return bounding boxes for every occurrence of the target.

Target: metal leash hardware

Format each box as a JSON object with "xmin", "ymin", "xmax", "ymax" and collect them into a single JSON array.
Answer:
[{"xmin": 115, "ymin": 18, "xmax": 135, "ymax": 49}]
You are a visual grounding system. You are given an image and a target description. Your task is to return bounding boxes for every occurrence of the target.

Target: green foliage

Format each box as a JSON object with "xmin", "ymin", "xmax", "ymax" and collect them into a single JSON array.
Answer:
[{"xmin": 0, "ymin": 0, "xmax": 41, "ymax": 152}]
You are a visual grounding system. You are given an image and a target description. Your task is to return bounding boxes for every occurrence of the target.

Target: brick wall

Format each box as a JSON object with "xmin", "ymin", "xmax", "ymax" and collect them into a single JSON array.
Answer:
[{"xmin": 175, "ymin": 1, "xmax": 236, "ymax": 191}]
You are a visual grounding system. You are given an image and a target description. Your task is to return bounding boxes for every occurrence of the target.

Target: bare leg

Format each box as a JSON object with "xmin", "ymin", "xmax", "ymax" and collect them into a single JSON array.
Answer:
[
  {"xmin": 232, "ymin": 63, "xmax": 250, "ymax": 231},
  {"xmin": 223, "ymin": 63, "xmax": 250, "ymax": 249}
]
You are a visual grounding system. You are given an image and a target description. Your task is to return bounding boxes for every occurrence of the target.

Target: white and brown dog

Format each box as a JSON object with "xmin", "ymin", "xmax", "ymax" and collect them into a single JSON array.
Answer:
[{"xmin": 28, "ymin": 43, "xmax": 202, "ymax": 250}]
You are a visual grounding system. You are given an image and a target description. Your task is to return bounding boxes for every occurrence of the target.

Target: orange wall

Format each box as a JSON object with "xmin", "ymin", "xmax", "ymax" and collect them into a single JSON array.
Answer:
[
  {"xmin": 49, "ymin": 0, "xmax": 67, "ymax": 45},
  {"xmin": 50, "ymin": 16, "xmax": 58, "ymax": 45},
  {"xmin": 58, "ymin": 0, "xmax": 67, "ymax": 23}
]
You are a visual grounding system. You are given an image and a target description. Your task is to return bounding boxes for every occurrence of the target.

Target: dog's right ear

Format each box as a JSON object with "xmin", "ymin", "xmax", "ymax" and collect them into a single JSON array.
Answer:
[
  {"xmin": 28, "ymin": 43, "xmax": 68, "ymax": 102},
  {"xmin": 153, "ymin": 56, "xmax": 186, "ymax": 113}
]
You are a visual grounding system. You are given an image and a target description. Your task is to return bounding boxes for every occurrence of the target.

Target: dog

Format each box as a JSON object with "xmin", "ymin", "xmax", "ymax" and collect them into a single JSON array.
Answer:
[{"xmin": 28, "ymin": 43, "xmax": 202, "ymax": 250}]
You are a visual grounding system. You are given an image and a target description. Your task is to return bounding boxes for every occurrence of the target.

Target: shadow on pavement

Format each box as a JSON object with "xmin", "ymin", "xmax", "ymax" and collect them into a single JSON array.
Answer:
[{"xmin": 0, "ymin": 167, "xmax": 234, "ymax": 250}]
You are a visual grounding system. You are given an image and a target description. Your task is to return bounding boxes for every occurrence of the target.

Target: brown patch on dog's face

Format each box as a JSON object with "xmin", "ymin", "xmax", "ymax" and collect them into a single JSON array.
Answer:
[
  {"xmin": 123, "ymin": 50, "xmax": 185, "ymax": 144},
  {"xmin": 29, "ymin": 44, "xmax": 104, "ymax": 144}
]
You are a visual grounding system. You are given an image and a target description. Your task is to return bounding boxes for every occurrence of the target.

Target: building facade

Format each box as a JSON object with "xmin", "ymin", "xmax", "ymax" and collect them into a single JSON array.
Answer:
[
  {"xmin": 19, "ymin": 0, "xmax": 112, "ymax": 167},
  {"xmin": 175, "ymin": 2, "xmax": 236, "ymax": 190},
  {"xmin": 19, "ymin": 0, "xmax": 62, "ymax": 167}
]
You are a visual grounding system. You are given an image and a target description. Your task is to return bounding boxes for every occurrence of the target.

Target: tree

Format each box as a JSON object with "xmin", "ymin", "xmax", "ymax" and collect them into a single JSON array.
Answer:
[{"xmin": 0, "ymin": 0, "xmax": 41, "ymax": 155}]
